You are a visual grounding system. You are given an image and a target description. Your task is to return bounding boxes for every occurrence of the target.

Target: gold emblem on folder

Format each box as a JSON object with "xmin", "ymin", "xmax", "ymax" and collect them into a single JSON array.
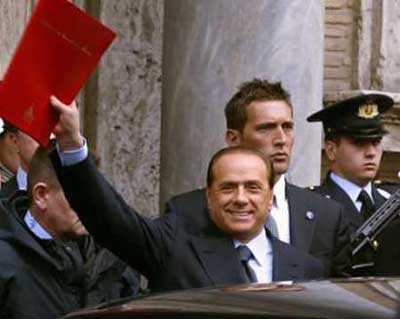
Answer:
[{"xmin": 23, "ymin": 104, "xmax": 35, "ymax": 123}]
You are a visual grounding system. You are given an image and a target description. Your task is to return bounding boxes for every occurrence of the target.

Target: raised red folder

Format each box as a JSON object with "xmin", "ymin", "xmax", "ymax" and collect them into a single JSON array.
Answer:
[{"xmin": 0, "ymin": 0, "xmax": 116, "ymax": 145}]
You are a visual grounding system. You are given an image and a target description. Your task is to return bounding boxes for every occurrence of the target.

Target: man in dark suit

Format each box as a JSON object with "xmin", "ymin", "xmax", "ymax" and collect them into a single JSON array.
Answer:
[
  {"xmin": 168, "ymin": 79, "xmax": 350, "ymax": 277},
  {"xmin": 49, "ymin": 95, "xmax": 323, "ymax": 291},
  {"xmin": 307, "ymin": 93, "xmax": 399, "ymax": 275},
  {"xmin": 0, "ymin": 127, "xmax": 39, "ymax": 199}
]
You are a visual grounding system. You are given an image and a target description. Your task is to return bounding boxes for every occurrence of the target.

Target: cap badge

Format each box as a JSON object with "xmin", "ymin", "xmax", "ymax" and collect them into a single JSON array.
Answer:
[{"xmin": 358, "ymin": 103, "xmax": 379, "ymax": 119}]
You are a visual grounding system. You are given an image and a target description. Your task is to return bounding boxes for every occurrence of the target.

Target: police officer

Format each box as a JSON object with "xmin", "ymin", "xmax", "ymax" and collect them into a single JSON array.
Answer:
[
  {"xmin": 0, "ymin": 119, "xmax": 19, "ymax": 185},
  {"xmin": 307, "ymin": 93, "xmax": 400, "ymax": 276}
]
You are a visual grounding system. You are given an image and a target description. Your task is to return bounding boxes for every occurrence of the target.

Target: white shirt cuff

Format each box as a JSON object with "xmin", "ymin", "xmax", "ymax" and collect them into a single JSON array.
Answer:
[{"xmin": 56, "ymin": 137, "xmax": 89, "ymax": 166}]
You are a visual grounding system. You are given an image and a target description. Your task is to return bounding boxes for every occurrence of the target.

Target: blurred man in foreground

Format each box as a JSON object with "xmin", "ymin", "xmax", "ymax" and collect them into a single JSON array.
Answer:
[
  {"xmin": 0, "ymin": 145, "xmax": 139, "ymax": 319},
  {"xmin": 0, "ymin": 145, "xmax": 88, "ymax": 318}
]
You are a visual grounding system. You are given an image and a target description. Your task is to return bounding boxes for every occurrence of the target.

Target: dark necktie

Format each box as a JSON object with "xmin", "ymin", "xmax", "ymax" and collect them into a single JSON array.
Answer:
[
  {"xmin": 358, "ymin": 190, "xmax": 374, "ymax": 220},
  {"xmin": 237, "ymin": 245, "xmax": 257, "ymax": 283}
]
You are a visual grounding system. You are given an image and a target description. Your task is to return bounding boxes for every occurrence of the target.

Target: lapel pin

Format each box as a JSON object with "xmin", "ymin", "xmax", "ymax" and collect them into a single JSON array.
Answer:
[{"xmin": 306, "ymin": 211, "xmax": 314, "ymax": 220}]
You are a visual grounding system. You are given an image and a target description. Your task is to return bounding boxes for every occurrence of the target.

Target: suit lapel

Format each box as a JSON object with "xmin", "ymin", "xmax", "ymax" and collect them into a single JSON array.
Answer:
[
  {"xmin": 192, "ymin": 227, "xmax": 310, "ymax": 284},
  {"xmin": 286, "ymin": 183, "xmax": 315, "ymax": 252},
  {"xmin": 372, "ymin": 185, "xmax": 387, "ymax": 209},
  {"xmin": 321, "ymin": 176, "xmax": 363, "ymax": 232},
  {"xmin": 190, "ymin": 235, "xmax": 245, "ymax": 285}
]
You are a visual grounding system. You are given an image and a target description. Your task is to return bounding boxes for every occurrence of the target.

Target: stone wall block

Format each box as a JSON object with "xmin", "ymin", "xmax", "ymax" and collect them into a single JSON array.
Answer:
[
  {"xmin": 325, "ymin": 24, "xmax": 349, "ymax": 37},
  {"xmin": 324, "ymin": 79, "xmax": 352, "ymax": 92},
  {"xmin": 326, "ymin": 0, "xmax": 348, "ymax": 9},
  {"xmin": 324, "ymin": 37, "xmax": 349, "ymax": 51},
  {"xmin": 325, "ymin": 11, "xmax": 354, "ymax": 24},
  {"xmin": 325, "ymin": 66, "xmax": 351, "ymax": 79},
  {"xmin": 324, "ymin": 51, "xmax": 347, "ymax": 66}
]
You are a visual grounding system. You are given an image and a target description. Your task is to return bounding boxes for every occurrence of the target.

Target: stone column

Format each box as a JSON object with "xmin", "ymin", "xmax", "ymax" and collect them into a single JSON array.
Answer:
[
  {"xmin": 84, "ymin": 0, "xmax": 163, "ymax": 217},
  {"xmin": 0, "ymin": 2, "xmax": 34, "ymax": 77},
  {"xmin": 161, "ymin": 0, "xmax": 325, "ymax": 207}
]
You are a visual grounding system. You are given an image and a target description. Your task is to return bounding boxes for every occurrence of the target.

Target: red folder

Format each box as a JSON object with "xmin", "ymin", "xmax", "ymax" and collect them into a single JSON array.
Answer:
[{"xmin": 0, "ymin": 0, "xmax": 116, "ymax": 145}]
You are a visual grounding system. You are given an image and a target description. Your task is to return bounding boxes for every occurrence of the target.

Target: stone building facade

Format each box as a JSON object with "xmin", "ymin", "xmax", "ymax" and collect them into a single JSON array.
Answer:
[{"xmin": 0, "ymin": 1, "xmax": 399, "ymax": 216}]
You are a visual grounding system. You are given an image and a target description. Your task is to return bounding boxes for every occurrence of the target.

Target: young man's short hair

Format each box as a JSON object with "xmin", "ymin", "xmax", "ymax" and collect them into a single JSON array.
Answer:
[{"xmin": 225, "ymin": 79, "xmax": 292, "ymax": 131}]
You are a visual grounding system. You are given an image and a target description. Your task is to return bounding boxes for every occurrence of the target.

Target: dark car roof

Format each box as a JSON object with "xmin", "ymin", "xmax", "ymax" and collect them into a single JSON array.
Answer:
[{"xmin": 63, "ymin": 278, "xmax": 400, "ymax": 319}]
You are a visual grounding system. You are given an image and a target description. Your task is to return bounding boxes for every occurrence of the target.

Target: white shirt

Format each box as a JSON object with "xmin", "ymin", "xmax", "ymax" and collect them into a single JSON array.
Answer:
[
  {"xmin": 56, "ymin": 139, "xmax": 88, "ymax": 166},
  {"xmin": 24, "ymin": 210, "xmax": 53, "ymax": 240},
  {"xmin": 233, "ymin": 228, "xmax": 273, "ymax": 283},
  {"xmin": 270, "ymin": 175, "xmax": 291, "ymax": 243},
  {"xmin": 330, "ymin": 172, "xmax": 374, "ymax": 212}
]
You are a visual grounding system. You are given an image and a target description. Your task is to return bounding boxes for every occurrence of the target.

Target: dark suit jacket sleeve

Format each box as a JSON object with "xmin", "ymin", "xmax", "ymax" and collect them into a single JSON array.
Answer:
[{"xmin": 50, "ymin": 151, "xmax": 176, "ymax": 278}]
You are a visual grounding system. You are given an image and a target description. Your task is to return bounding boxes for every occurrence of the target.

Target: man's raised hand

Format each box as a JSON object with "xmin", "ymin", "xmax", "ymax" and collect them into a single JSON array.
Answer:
[{"xmin": 50, "ymin": 95, "xmax": 83, "ymax": 151}]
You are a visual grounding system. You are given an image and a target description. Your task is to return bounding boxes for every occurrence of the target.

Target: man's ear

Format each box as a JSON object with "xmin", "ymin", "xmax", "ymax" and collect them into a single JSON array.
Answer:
[
  {"xmin": 8, "ymin": 132, "xmax": 18, "ymax": 144},
  {"xmin": 206, "ymin": 188, "xmax": 212, "ymax": 211},
  {"xmin": 267, "ymin": 189, "xmax": 273, "ymax": 213},
  {"xmin": 32, "ymin": 182, "xmax": 49, "ymax": 211},
  {"xmin": 324, "ymin": 140, "xmax": 337, "ymax": 162},
  {"xmin": 206, "ymin": 188, "xmax": 216, "ymax": 224},
  {"xmin": 225, "ymin": 129, "xmax": 241, "ymax": 146}
]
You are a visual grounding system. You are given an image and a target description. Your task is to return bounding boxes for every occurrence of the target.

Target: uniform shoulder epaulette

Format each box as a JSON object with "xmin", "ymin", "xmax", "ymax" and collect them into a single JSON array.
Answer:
[
  {"xmin": 306, "ymin": 185, "xmax": 332, "ymax": 199},
  {"xmin": 373, "ymin": 180, "xmax": 400, "ymax": 186},
  {"xmin": 374, "ymin": 180, "xmax": 400, "ymax": 196}
]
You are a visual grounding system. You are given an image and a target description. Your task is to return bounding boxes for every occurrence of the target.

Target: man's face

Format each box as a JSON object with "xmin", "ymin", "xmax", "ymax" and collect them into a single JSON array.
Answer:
[
  {"xmin": 206, "ymin": 152, "xmax": 273, "ymax": 243},
  {"xmin": 0, "ymin": 132, "xmax": 20, "ymax": 173},
  {"xmin": 45, "ymin": 188, "xmax": 88, "ymax": 240},
  {"xmin": 226, "ymin": 100, "xmax": 294, "ymax": 176},
  {"xmin": 326, "ymin": 136, "xmax": 383, "ymax": 187}
]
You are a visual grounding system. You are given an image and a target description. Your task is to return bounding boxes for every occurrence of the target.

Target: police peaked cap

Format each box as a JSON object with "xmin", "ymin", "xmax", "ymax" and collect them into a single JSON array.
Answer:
[{"xmin": 307, "ymin": 93, "xmax": 394, "ymax": 139}]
